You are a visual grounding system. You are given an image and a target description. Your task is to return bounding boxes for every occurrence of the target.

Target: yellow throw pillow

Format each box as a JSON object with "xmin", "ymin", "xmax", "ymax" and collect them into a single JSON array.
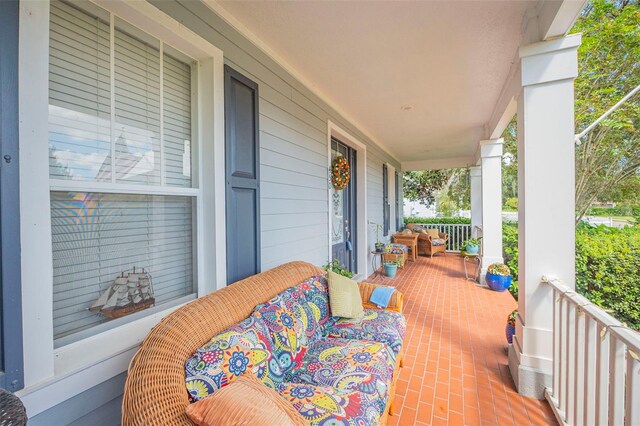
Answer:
[
  {"xmin": 327, "ymin": 270, "xmax": 364, "ymax": 319},
  {"xmin": 427, "ymin": 229, "xmax": 440, "ymax": 238},
  {"xmin": 185, "ymin": 374, "xmax": 307, "ymax": 426}
]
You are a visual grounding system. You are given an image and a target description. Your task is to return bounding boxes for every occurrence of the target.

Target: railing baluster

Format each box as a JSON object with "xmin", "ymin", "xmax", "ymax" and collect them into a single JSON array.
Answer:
[
  {"xmin": 595, "ymin": 323, "xmax": 610, "ymax": 426},
  {"xmin": 566, "ymin": 303, "xmax": 576, "ymax": 425},
  {"xmin": 553, "ymin": 289, "xmax": 560, "ymax": 400},
  {"xmin": 609, "ymin": 337, "xmax": 625, "ymax": 426},
  {"xmin": 574, "ymin": 308, "xmax": 585, "ymax": 425},
  {"xmin": 584, "ymin": 316, "xmax": 597, "ymax": 425},
  {"xmin": 626, "ymin": 347, "xmax": 640, "ymax": 426},
  {"xmin": 559, "ymin": 296, "xmax": 567, "ymax": 417}
]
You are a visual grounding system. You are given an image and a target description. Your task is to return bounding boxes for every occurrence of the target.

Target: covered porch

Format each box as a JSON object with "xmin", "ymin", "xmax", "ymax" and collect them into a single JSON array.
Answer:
[
  {"xmin": 4, "ymin": 0, "xmax": 640, "ymax": 424},
  {"xmin": 370, "ymin": 255, "xmax": 555, "ymax": 425}
]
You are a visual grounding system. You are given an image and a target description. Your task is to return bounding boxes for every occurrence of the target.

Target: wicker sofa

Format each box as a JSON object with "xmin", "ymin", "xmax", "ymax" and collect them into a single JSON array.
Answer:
[
  {"xmin": 122, "ymin": 261, "xmax": 406, "ymax": 425},
  {"xmin": 406, "ymin": 223, "xmax": 449, "ymax": 258}
]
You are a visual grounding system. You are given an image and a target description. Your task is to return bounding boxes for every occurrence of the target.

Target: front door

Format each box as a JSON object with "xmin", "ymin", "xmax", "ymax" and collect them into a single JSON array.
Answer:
[{"xmin": 331, "ymin": 138, "xmax": 357, "ymax": 272}]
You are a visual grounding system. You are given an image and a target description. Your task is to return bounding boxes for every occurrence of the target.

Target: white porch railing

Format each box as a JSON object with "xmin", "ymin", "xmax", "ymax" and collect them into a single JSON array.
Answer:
[
  {"xmin": 413, "ymin": 223, "xmax": 472, "ymax": 252},
  {"xmin": 543, "ymin": 276, "xmax": 640, "ymax": 426}
]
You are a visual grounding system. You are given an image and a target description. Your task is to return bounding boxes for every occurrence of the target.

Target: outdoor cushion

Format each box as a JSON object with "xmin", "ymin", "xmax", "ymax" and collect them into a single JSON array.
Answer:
[
  {"xmin": 432, "ymin": 238, "xmax": 446, "ymax": 246},
  {"xmin": 286, "ymin": 338, "xmax": 395, "ymax": 415},
  {"xmin": 185, "ymin": 315, "xmax": 282, "ymax": 401},
  {"xmin": 327, "ymin": 271, "xmax": 364, "ymax": 319},
  {"xmin": 294, "ymin": 274, "xmax": 334, "ymax": 329},
  {"xmin": 185, "ymin": 374, "xmax": 307, "ymax": 426},
  {"xmin": 411, "ymin": 226, "xmax": 423, "ymax": 232},
  {"xmin": 253, "ymin": 287, "xmax": 311, "ymax": 375},
  {"xmin": 384, "ymin": 243, "xmax": 407, "ymax": 254},
  {"xmin": 280, "ymin": 382, "xmax": 381, "ymax": 425},
  {"xmin": 427, "ymin": 229, "xmax": 440, "ymax": 238},
  {"xmin": 325, "ymin": 309, "xmax": 407, "ymax": 357}
]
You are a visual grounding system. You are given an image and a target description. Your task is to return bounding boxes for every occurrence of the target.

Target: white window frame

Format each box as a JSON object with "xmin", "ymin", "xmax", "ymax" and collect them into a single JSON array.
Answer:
[{"xmin": 17, "ymin": 0, "xmax": 226, "ymax": 411}]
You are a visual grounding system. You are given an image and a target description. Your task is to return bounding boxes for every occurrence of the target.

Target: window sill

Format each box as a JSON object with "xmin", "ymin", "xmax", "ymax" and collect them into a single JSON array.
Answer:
[{"xmin": 54, "ymin": 295, "xmax": 195, "ymax": 377}]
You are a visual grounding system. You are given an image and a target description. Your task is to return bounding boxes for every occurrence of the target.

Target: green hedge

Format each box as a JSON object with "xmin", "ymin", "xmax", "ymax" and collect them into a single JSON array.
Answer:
[
  {"xmin": 404, "ymin": 217, "xmax": 471, "ymax": 225},
  {"xmin": 502, "ymin": 223, "xmax": 640, "ymax": 330},
  {"xmin": 576, "ymin": 224, "xmax": 640, "ymax": 330}
]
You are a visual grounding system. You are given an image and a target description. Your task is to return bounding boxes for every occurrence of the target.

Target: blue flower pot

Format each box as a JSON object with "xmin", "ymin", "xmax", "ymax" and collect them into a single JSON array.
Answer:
[
  {"xmin": 506, "ymin": 323, "xmax": 516, "ymax": 344},
  {"xmin": 466, "ymin": 244, "xmax": 480, "ymax": 254},
  {"xmin": 384, "ymin": 263, "xmax": 398, "ymax": 278},
  {"xmin": 486, "ymin": 273, "xmax": 512, "ymax": 292}
]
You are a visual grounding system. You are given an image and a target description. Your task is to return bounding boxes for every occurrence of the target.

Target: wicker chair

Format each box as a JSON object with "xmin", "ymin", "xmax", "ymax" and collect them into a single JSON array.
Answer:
[
  {"xmin": 423, "ymin": 232, "xmax": 449, "ymax": 258},
  {"xmin": 406, "ymin": 224, "xmax": 449, "ymax": 258},
  {"xmin": 381, "ymin": 243, "xmax": 408, "ymax": 268},
  {"xmin": 0, "ymin": 389, "xmax": 27, "ymax": 426}
]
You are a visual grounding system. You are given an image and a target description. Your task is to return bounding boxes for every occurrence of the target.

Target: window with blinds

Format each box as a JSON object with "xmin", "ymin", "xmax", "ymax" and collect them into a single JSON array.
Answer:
[{"xmin": 48, "ymin": 0, "xmax": 197, "ymax": 343}]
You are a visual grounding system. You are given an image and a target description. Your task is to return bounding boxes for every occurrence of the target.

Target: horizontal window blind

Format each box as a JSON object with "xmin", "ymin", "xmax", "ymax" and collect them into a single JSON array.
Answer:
[
  {"xmin": 49, "ymin": 0, "xmax": 111, "ymax": 182},
  {"xmin": 48, "ymin": 0, "xmax": 197, "ymax": 344},
  {"xmin": 48, "ymin": 0, "xmax": 193, "ymax": 186},
  {"xmin": 164, "ymin": 53, "xmax": 192, "ymax": 187},
  {"xmin": 114, "ymin": 25, "xmax": 161, "ymax": 185},
  {"xmin": 51, "ymin": 192, "xmax": 194, "ymax": 340}
]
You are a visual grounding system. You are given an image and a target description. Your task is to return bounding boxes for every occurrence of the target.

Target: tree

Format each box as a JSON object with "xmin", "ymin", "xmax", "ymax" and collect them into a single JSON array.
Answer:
[
  {"xmin": 402, "ymin": 170, "xmax": 449, "ymax": 207},
  {"xmin": 572, "ymin": 0, "xmax": 640, "ymax": 222}
]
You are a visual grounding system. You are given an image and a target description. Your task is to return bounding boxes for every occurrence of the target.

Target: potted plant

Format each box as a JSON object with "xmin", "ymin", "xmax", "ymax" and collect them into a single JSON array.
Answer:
[
  {"xmin": 322, "ymin": 259, "xmax": 353, "ymax": 278},
  {"xmin": 486, "ymin": 263, "xmax": 512, "ymax": 292},
  {"xmin": 506, "ymin": 309, "xmax": 517, "ymax": 344},
  {"xmin": 464, "ymin": 238, "xmax": 480, "ymax": 254},
  {"xmin": 370, "ymin": 222, "xmax": 384, "ymax": 252},
  {"xmin": 383, "ymin": 260, "xmax": 400, "ymax": 278},
  {"xmin": 464, "ymin": 237, "xmax": 481, "ymax": 254}
]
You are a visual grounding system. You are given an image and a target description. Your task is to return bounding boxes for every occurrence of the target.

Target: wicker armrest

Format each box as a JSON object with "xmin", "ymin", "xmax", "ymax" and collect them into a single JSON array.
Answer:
[
  {"xmin": 439, "ymin": 233, "xmax": 449, "ymax": 241},
  {"xmin": 358, "ymin": 281, "xmax": 403, "ymax": 313}
]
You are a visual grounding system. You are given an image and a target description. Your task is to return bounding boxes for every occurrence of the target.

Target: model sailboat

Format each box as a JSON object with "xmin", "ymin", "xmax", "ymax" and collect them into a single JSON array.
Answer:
[{"xmin": 90, "ymin": 267, "xmax": 155, "ymax": 319}]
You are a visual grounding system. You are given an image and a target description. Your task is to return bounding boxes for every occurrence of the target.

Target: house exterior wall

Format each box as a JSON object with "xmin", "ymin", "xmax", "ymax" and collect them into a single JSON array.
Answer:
[
  {"xmin": 150, "ymin": 1, "xmax": 401, "ymax": 272},
  {"xmin": 14, "ymin": 0, "xmax": 401, "ymax": 423}
]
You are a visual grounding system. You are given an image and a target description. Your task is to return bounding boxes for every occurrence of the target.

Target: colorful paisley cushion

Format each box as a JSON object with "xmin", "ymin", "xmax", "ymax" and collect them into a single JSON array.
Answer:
[
  {"xmin": 280, "ymin": 382, "xmax": 381, "ymax": 425},
  {"xmin": 294, "ymin": 274, "xmax": 333, "ymax": 328},
  {"xmin": 253, "ymin": 287, "xmax": 312, "ymax": 375},
  {"xmin": 325, "ymin": 309, "xmax": 407, "ymax": 357},
  {"xmin": 286, "ymin": 338, "xmax": 395, "ymax": 415},
  {"xmin": 185, "ymin": 316, "xmax": 284, "ymax": 402}
]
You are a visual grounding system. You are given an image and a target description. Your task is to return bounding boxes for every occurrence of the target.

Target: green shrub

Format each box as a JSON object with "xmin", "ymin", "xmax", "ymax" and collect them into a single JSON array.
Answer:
[
  {"xmin": 502, "ymin": 222, "xmax": 640, "ymax": 330},
  {"xmin": 404, "ymin": 217, "xmax": 471, "ymax": 225},
  {"xmin": 502, "ymin": 223, "xmax": 519, "ymax": 300},
  {"xmin": 504, "ymin": 198, "xmax": 518, "ymax": 211},
  {"xmin": 575, "ymin": 224, "xmax": 640, "ymax": 330}
]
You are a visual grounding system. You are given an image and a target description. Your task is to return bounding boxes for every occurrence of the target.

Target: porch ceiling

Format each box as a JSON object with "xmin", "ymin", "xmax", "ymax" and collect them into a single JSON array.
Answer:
[{"xmin": 214, "ymin": 0, "xmax": 537, "ymax": 165}]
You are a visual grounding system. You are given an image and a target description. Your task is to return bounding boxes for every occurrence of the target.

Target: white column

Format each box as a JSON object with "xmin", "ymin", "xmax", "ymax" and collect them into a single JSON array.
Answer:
[
  {"xmin": 469, "ymin": 166, "xmax": 482, "ymax": 238},
  {"xmin": 509, "ymin": 34, "xmax": 580, "ymax": 398},
  {"xmin": 479, "ymin": 139, "xmax": 504, "ymax": 274}
]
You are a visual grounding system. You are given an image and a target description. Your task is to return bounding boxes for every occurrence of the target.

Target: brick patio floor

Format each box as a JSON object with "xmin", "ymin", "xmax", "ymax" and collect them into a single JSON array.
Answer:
[{"xmin": 367, "ymin": 254, "xmax": 557, "ymax": 426}]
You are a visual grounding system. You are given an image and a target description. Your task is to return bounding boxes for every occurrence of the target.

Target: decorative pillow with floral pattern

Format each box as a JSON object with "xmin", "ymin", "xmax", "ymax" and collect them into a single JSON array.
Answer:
[
  {"xmin": 253, "ymin": 287, "xmax": 312, "ymax": 376},
  {"xmin": 294, "ymin": 274, "xmax": 334, "ymax": 328},
  {"xmin": 185, "ymin": 316, "xmax": 283, "ymax": 402}
]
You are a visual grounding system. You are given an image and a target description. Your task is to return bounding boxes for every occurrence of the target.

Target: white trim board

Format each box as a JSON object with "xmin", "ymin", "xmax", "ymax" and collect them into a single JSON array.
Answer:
[
  {"xmin": 327, "ymin": 120, "xmax": 368, "ymax": 278},
  {"xmin": 17, "ymin": 0, "xmax": 226, "ymax": 416}
]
